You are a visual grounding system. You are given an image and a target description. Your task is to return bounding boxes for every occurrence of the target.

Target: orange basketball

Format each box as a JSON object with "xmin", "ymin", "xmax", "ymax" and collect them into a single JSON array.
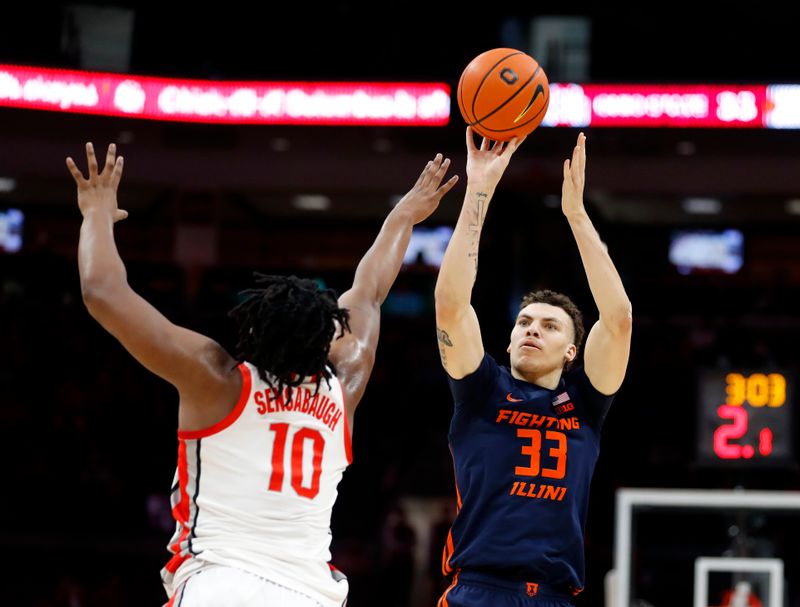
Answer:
[{"xmin": 457, "ymin": 48, "xmax": 550, "ymax": 142}]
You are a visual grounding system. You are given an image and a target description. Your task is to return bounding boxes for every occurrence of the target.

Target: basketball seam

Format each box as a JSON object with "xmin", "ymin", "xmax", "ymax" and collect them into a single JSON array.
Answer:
[
  {"xmin": 458, "ymin": 74, "xmax": 475, "ymax": 126},
  {"xmin": 469, "ymin": 64, "xmax": 543, "ymax": 127},
  {"xmin": 469, "ymin": 51, "xmax": 524, "ymax": 126}
]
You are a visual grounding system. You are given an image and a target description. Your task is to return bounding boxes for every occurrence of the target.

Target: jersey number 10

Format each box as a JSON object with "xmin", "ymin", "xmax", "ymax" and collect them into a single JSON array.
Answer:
[{"xmin": 268, "ymin": 423, "xmax": 325, "ymax": 499}]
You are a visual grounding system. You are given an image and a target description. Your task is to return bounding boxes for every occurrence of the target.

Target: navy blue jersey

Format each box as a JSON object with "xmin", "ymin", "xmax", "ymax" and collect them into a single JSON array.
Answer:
[{"xmin": 442, "ymin": 353, "xmax": 614, "ymax": 591}]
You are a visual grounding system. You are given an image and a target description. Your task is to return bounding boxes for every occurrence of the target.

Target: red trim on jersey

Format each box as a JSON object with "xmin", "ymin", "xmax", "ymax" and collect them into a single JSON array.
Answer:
[
  {"xmin": 165, "ymin": 439, "xmax": 192, "ymax": 574},
  {"xmin": 178, "ymin": 363, "xmax": 253, "ymax": 439},
  {"xmin": 442, "ymin": 446, "xmax": 461, "ymax": 575},
  {"xmin": 437, "ymin": 570, "xmax": 459, "ymax": 607},
  {"xmin": 343, "ymin": 410, "xmax": 353, "ymax": 465},
  {"xmin": 172, "ymin": 440, "xmax": 190, "ymax": 523},
  {"xmin": 338, "ymin": 378, "xmax": 353, "ymax": 464},
  {"xmin": 442, "ymin": 530, "xmax": 455, "ymax": 575},
  {"xmin": 449, "ymin": 447, "xmax": 463, "ymax": 511},
  {"xmin": 164, "ymin": 580, "xmax": 187, "ymax": 606},
  {"xmin": 164, "ymin": 549, "xmax": 191, "ymax": 575}
]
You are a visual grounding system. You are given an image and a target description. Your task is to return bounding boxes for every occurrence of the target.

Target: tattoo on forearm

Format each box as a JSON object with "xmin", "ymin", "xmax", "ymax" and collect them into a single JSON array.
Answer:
[
  {"xmin": 437, "ymin": 327, "xmax": 453, "ymax": 366},
  {"xmin": 467, "ymin": 194, "xmax": 487, "ymax": 274},
  {"xmin": 468, "ymin": 194, "xmax": 487, "ymax": 233},
  {"xmin": 468, "ymin": 251, "xmax": 479, "ymax": 275}
]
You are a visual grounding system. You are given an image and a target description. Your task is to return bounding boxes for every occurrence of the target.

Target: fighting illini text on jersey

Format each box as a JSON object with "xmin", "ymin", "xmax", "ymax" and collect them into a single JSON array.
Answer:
[
  {"xmin": 442, "ymin": 353, "xmax": 613, "ymax": 593},
  {"xmin": 162, "ymin": 362, "xmax": 352, "ymax": 607}
]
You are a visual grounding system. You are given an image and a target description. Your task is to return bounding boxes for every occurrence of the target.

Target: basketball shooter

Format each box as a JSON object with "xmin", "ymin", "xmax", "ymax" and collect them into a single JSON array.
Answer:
[
  {"xmin": 68, "ymin": 142, "xmax": 458, "ymax": 607},
  {"xmin": 434, "ymin": 129, "xmax": 632, "ymax": 606}
]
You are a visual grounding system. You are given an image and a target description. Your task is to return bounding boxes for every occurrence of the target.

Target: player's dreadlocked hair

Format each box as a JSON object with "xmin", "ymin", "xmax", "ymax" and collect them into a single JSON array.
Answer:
[
  {"xmin": 228, "ymin": 274, "xmax": 350, "ymax": 398},
  {"xmin": 520, "ymin": 289, "xmax": 585, "ymax": 371}
]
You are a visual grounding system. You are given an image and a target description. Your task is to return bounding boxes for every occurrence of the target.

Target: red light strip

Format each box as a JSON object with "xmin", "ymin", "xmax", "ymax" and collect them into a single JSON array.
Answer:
[
  {"xmin": 0, "ymin": 64, "xmax": 450, "ymax": 125},
  {"xmin": 543, "ymin": 83, "xmax": 798, "ymax": 128}
]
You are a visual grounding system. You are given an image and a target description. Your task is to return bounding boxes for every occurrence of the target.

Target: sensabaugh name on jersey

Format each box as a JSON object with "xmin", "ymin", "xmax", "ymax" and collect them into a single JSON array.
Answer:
[{"xmin": 254, "ymin": 384, "xmax": 344, "ymax": 431}]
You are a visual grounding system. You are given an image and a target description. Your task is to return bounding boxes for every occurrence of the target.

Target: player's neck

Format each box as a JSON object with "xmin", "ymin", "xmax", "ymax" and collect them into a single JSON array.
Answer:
[{"xmin": 510, "ymin": 365, "xmax": 562, "ymax": 390}]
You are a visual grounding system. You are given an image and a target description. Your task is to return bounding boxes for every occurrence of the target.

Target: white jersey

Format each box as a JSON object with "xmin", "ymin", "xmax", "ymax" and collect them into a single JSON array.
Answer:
[{"xmin": 161, "ymin": 362, "xmax": 352, "ymax": 607}]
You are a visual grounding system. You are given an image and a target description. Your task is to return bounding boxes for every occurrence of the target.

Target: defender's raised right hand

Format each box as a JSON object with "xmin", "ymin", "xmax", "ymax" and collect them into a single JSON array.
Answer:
[
  {"xmin": 395, "ymin": 153, "xmax": 459, "ymax": 225},
  {"xmin": 66, "ymin": 142, "xmax": 128, "ymax": 223}
]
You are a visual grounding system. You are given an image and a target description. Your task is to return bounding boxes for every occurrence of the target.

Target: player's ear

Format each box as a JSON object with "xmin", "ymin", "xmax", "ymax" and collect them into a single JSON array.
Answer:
[{"xmin": 564, "ymin": 344, "xmax": 577, "ymax": 363}]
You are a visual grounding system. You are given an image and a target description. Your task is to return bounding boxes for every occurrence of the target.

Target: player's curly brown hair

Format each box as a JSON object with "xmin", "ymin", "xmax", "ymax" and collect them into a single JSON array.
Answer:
[{"xmin": 520, "ymin": 290, "xmax": 585, "ymax": 370}]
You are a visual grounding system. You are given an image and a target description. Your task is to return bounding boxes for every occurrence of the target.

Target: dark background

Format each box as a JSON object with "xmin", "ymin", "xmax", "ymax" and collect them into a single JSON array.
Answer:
[{"xmin": 2, "ymin": 4, "xmax": 800, "ymax": 606}]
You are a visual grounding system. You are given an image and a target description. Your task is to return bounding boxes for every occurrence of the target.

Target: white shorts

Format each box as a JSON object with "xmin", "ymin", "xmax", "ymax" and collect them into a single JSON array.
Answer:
[{"xmin": 165, "ymin": 564, "xmax": 330, "ymax": 607}]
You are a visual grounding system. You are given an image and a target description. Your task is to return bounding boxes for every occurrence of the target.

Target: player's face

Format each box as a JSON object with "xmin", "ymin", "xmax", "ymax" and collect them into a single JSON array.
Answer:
[{"xmin": 507, "ymin": 303, "xmax": 576, "ymax": 375}]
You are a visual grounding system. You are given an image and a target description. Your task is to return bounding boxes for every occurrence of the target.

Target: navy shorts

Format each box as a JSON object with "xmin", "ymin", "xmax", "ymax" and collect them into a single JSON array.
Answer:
[{"xmin": 438, "ymin": 570, "xmax": 576, "ymax": 607}]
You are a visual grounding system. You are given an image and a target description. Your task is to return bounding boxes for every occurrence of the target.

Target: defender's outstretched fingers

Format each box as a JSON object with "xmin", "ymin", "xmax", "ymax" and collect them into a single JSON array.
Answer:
[
  {"xmin": 436, "ymin": 175, "xmax": 459, "ymax": 197},
  {"xmin": 86, "ymin": 142, "xmax": 98, "ymax": 183},
  {"xmin": 66, "ymin": 157, "xmax": 86, "ymax": 185},
  {"xmin": 415, "ymin": 160, "xmax": 433, "ymax": 186},
  {"xmin": 426, "ymin": 153, "xmax": 443, "ymax": 185},
  {"xmin": 111, "ymin": 156, "xmax": 125, "ymax": 188},
  {"xmin": 104, "ymin": 143, "xmax": 117, "ymax": 177},
  {"xmin": 434, "ymin": 157, "xmax": 451, "ymax": 182}
]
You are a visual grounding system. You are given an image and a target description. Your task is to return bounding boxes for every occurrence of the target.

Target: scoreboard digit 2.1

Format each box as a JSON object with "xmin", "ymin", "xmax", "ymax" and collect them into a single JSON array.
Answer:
[{"xmin": 697, "ymin": 370, "xmax": 794, "ymax": 466}]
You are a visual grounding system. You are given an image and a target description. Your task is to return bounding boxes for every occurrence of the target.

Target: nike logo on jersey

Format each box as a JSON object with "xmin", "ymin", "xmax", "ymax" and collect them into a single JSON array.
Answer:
[{"xmin": 506, "ymin": 393, "xmax": 523, "ymax": 402}]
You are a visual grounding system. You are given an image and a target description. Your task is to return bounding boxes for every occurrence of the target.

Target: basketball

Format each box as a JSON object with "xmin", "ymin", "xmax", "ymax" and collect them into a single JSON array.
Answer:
[{"xmin": 457, "ymin": 48, "xmax": 550, "ymax": 142}]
